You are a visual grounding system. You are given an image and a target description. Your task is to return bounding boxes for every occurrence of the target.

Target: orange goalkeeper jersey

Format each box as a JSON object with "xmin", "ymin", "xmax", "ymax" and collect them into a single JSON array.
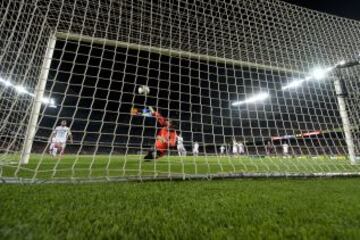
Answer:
[{"xmin": 153, "ymin": 111, "xmax": 177, "ymax": 151}]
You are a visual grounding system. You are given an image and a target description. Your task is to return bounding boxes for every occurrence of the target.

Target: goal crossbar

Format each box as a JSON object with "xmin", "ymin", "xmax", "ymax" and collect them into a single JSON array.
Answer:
[{"xmin": 56, "ymin": 32, "xmax": 304, "ymax": 75}]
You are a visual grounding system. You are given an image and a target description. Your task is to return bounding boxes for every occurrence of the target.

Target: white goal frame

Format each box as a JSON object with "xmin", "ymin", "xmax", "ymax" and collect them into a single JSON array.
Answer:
[{"xmin": 20, "ymin": 31, "xmax": 357, "ymax": 167}]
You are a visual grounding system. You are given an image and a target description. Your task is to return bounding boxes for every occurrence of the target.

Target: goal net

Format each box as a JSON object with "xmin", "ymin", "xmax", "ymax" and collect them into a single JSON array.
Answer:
[{"xmin": 1, "ymin": 0, "xmax": 360, "ymax": 183}]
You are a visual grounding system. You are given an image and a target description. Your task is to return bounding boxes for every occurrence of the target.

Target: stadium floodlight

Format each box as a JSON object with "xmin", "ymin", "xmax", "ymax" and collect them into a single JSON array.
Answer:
[
  {"xmin": 282, "ymin": 66, "xmax": 335, "ymax": 91},
  {"xmin": 336, "ymin": 59, "xmax": 360, "ymax": 69},
  {"xmin": 232, "ymin": 92, "xmax": 270, "ymax": 106},
  {"xmin": 0, "ymin": 77, "xmax": 13, "ymax": 87},
  {"xmin": 310, "ymin": 67, "xmax": 334, "ymax": 80},
  {"xmin": 337, "ymin": 60, "xmax": 346, "ymax": 66},
  {"xmin": 4, "ymin": 81, "xmax": 12, "ymax": 87},
  {"xmin": 14, "ymin": 85, "xmax": 29, "ymax": 94},
  {"xmin": 41, "ymin": 97, "xmax": 57, "ymax": 108},
  {"xmin": 41, "ymin": 97, "xmax": 50, "ymax": 104},
  {"xmin": 0, "ymin": 76, "xmax": 56, "ymax": 107},
  {"xmin": 281, "ymin": 79, "xmax": 305, "ymax": 90}
]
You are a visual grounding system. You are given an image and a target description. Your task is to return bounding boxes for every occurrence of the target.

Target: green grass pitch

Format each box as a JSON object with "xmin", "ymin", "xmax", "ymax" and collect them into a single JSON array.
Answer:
[
  {"xmin": 1, "ymin": 179, "xmax": 360, "ymax": 239},
  {"xmin": 1, "ymin": 154, "xmax": 360, "ymax": 182}
]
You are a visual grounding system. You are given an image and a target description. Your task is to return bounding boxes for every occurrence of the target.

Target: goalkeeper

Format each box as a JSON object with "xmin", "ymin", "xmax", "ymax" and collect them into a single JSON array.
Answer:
[{"xmin": 144, "ymin": 106, "xmax": 177, "ymax": 160}]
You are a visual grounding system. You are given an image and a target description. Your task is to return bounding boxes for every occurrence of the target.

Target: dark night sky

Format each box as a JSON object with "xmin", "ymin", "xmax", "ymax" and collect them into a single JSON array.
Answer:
[{"xmin": 282, "ymin": 0, "xmax": 360, "ymax": 21}]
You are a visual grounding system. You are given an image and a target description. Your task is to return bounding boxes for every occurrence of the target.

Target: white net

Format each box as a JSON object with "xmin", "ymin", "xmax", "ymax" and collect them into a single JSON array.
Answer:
[{"xmin": 1, "ymin": 0, "xmax": 360, "ymax": 183}]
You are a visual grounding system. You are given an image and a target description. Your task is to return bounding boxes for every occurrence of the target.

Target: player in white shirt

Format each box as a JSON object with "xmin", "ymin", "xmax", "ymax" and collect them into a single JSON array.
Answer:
[
  {"xmin": 232, "ymin": 139, "xmax": 238, "ymax": 156},
  {"xmin": 219, "ymin": 145, "xmax": 226, "ymax": 157},
  {"xmin": 282, "ymin": 142, "xmax": 289, "ymax": 157},
  {"xmin": 49, "ymin": 120, "xmax": 73, "ymax": 158},
  {"xmin": 193, "ymin": 142, "xmax": 199, "ymax": 156},
  {"xmin": 177, "ymin": 134, "xmax": 187, "ymax": 156},
  {"xmin": 237, "ymin": 142, "xmax": 245, "ymax": 155}
]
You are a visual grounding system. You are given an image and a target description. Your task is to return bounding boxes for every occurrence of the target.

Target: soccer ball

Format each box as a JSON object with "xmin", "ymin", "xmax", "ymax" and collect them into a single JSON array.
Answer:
[{"xmin": 138, "ymin": 85, "xmax": 150, "ymax": 95}]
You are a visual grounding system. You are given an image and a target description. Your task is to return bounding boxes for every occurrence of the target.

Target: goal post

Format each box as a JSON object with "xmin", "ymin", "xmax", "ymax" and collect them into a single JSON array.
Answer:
[
  {"xmin": 334, "ymin": 77, "xmax": 357, "ymax": 165},
  {"xmin": 20, "ymin": 33, "xmax": 57, "ymax": 165}
]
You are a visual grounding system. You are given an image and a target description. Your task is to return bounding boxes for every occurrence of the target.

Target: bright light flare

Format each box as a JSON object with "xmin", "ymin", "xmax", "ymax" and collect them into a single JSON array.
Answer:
[
  {"xmin": 281, "ymin": 65, "xmax": 335, "ymax": 91},
  {"xmin": 281, "ymin": 79, "xmax": 305, "ymax": 90},
  {"xmin": 337, "ymin": 60, "xmax": 346, "ymax": 66},
  {"xmin": 42, "ymin": 97, "xmax": 50, "ymax": 104},
  {"xmin": 310, "ymin": 67, "xmax": 334, "ymax": 80},
  {"xmin": 41, "ymin": 97, "xmax": 56, "ymax": 108},
  {"xmin": 0, "ymin": 77, "xmax": 13, "ymax": 87},
  {"xmin": 0, "ymin": 77, "xmax": 56, "ymax": 107},
  {"xmin": 14, "ymin": 85, "xmax": 28, "ymax": 94},
  {"xmin": 232, "ymin": 92, "xmax": 270, "ymax": 106}
]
